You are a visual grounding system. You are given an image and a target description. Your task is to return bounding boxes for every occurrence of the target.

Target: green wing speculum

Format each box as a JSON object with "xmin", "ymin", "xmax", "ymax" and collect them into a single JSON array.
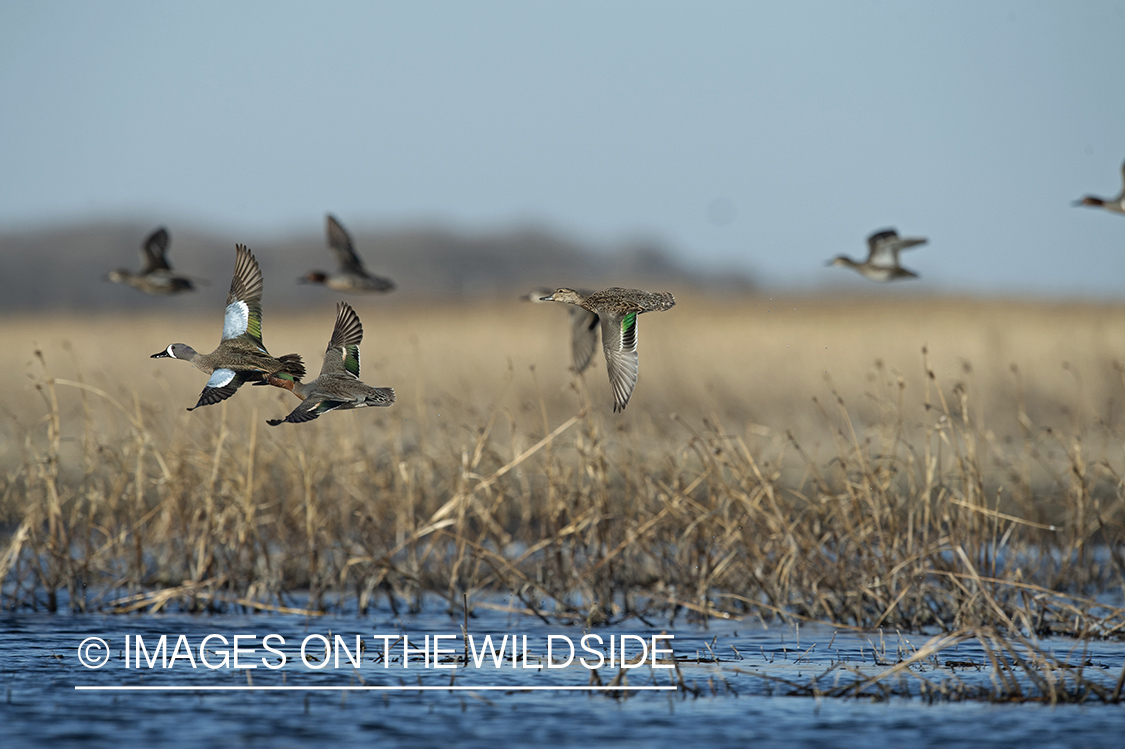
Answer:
[
  {"xmin": 320, "ymin": 301, "xmax": 364, "ymax": 377},
  {"xmin": 600, "ymin": 312, "xmax": 641, "ymax": 413}
]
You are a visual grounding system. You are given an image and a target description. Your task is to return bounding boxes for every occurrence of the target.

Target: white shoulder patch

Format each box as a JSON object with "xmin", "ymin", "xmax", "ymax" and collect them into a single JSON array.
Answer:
[
  {"xmin": 205, "ymin": 369, "xmax": 237, "ymax": 389},
  {"xmin": 222, "ymin": 300, "xmax": 250, "ymax": 340}
]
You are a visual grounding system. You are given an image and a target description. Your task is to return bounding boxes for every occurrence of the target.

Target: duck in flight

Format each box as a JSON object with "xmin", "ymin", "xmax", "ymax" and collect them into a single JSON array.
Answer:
[
  {"xmin": 300, "ymin": 214, "xmax": 396, "ymax": 293},
  {"xmin": 151, "ymin": 244, "xmax": 305, "ymax": 410},
  {"xmin": 264, "ymin": 301, "xmax": 395, "ymax": 425},
  {"xmin": 828, "ymin": 228, "xmax": 927, "ymax": 282},
  {"xmin": 539, "ymin": 287, "xmax": 675, "ymax": 412},
  {"xmin": 106, "ymin": 227, "xmax": 197, "ymax": 295}
]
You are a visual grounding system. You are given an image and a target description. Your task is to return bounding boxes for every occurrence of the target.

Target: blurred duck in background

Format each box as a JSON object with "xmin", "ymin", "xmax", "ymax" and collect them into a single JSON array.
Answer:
[
  {"xmin": 106, "ymin": 227, "xmax": 197, "ymax": 295},
  {"xmin": 828, "ymin": 228, "xmax": 927, "ymax": 282},
  {"xmin": 1074, "ymin": 158, "xmax": 1125, "ymax": 215},
  {"xmin": 300, "ymin": 214, "xmax": 396, "ymax": 293}
]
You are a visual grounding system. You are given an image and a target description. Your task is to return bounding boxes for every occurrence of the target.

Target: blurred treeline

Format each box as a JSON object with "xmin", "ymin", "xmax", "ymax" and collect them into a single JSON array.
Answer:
[{"xmin": 0, "ymin": 221, "xmax": 755, "ymax": 312}]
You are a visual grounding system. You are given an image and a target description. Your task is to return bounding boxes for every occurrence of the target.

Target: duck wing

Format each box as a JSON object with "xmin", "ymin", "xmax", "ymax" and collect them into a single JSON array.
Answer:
[
  {"xmin": 326, "ymin": 214, "xmax": 366, "ymax": 274},
  {"xmin": 320, "ymin": 301, "xmax": 364, "ymax": 377},
  {"xmin": 600, "ymin": 311, "xmax": 640, "ymax": 413},
  {"xmin": 266, "ymin": 394, "xmax": 350, "ymax": 425},
  {"xmin": 866, "ymin": 229, "xmax": 900, "ymax": 267},
  {"xmin": 140, "ymin": 227, "xmax": 171, "ymax": 274},
  {"xmin": 187, "ymin": 369, "xmax": 255, "ymax": 411},
  {"xmin": 221, "ymin": 244, "xmax": 267, "ymax": 351},
  {"xmin": 890, "ymin": 236, "xmax": 927, "ymax": 260},
  {"xmin": 569, "ymin": 307, "xmax": 600, "ymax": 374},
  {"xmin": 867, "ymin": 229, "xmax": 926, "ymax": 267}
]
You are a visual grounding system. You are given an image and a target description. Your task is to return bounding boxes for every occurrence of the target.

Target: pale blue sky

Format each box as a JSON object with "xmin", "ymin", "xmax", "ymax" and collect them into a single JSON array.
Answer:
[{"xmin": 2, "ymin": 1, "xmax": 1125, "ymax": 295}]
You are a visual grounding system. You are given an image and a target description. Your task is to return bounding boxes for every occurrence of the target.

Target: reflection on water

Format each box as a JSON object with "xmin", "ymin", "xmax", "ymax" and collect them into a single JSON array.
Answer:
[{"xmin": 2, "ymin": 603, "xmax": 1124, "ymax": 747}]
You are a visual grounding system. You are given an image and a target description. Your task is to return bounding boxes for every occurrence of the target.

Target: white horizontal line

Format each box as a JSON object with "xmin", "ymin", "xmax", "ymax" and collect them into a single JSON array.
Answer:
[{"xmin": 75, "ymin": 685, "xmax": 675, "ymax": 692}]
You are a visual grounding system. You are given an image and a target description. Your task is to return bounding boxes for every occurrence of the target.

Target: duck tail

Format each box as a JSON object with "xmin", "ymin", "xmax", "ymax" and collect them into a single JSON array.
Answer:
[
  {"xmin": 364, "ymin": 387, "xmax": 396, "ymax": 407},
  {"xmin": 277, "ymin": 353, "xmax": 306, "ymax": 381},
  {"xmin": 654, "ymin": 292, "xmax": 676, "ymax": 311}
]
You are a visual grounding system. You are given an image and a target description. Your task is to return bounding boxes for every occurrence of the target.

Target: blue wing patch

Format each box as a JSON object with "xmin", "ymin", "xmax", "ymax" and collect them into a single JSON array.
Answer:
[
  {"xmin": 206, "ymin": 368, "xmax": 236, "ymax": 388},
  {"xmin": 222, "ymin": 301, "xmax": 249, "ymax": 341}
]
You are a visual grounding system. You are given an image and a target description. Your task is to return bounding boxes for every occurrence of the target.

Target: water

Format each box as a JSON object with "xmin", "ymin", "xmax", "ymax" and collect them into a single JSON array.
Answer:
[{"xmin": 2, "ymin": 604, "xmax": 1123, "ymax": 747}]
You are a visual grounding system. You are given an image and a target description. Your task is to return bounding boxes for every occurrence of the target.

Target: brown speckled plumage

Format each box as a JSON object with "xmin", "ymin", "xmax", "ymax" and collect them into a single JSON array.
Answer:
[
  {"xmin": 540, "ymin": 287, "xmax": 675, "ymax": 413},
  {"xmin": 265, "ymin": 301, "xmax": 395, "ymax": 425}
]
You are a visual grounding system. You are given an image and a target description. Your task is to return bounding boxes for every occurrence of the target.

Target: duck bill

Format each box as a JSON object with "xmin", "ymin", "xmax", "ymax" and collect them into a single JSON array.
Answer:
[
  {"xmin": 150, "ymin": 349, "xmax": 172, "ymax": 359},
  {"xmin": 539, "ymin": 294, "xmax": 555, "ymax": 301}
]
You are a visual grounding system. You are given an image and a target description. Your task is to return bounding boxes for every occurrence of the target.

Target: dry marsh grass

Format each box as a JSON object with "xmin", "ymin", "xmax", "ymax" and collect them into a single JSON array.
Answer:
[{"xmin": 2, "ymin": 293, "xmax": 1125, "ymax": 668}]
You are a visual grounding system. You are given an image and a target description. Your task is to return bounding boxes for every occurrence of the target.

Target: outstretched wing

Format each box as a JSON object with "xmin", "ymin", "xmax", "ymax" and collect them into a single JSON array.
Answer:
[
  {"xmin": 221, "ymin": 244, "xmax": 266, "ymax": 350},
  {"xmin": 320, "ymin": 301, "xmax": 363, "ymax": 377},
  {"xmin": 266, "ymin": 395, "xmax": 349, "ymax": 426},
  {"xmin": 889, "ymin": 236, "xmax": 927, "ymax": 262},
  {"xmin": 326, "ymin": 214, "xmax": 365, "ymax": 274},
  {"xmin": 866, "ymin": 229, "xmax": 900, "ymax": 267},
  {"xmin": 187, "ymin": 369, "xmax": 255, "ymax": 411},
  {"xmin": 867, "ymin": 229, "xmax": 926, "ymax": 267},
  {"xmin": 599, "ymin": 311, "xmax": 640, "ymax": 413},
  {"xmin": 140, "ymin": 227, "xmax": 171, "ymax": 273},
  {"xmin": 569, "ymin": 307, "xmax": 600, "ymax": 374}
]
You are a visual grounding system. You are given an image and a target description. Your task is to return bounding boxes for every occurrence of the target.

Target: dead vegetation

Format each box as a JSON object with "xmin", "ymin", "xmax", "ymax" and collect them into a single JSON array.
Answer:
[{"xmin": 1, "ymin": 294, "xmax": 1124, "ymax": 703}]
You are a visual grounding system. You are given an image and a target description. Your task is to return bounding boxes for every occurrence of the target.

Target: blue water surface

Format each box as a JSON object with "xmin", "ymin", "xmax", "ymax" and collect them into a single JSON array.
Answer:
[{"xmin": 2, "ymin": 603, "xmax": 1123, "ymax": 748}]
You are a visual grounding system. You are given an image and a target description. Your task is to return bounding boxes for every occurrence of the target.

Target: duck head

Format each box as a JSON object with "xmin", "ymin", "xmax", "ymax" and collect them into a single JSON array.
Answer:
[
  {"xmin": 540, "ymin": 288, "xmax": 584, "ymax": 305},
  {"xmin": 151, "ymin": 343, "xmax": 198, "ymax": 360},
  {"xmin": 300, "ymin": 271, "xmax": 329, "ymax": 284}
]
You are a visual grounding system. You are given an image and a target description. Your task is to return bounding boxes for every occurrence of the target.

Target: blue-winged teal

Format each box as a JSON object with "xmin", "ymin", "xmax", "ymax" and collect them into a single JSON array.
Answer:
[
  {"xmin": 1074, "ymin": 159, "xmax": 1125, "ymax": 215},
  {"xmin": 106, "ymin": 227, "xmax": 196, "ymax": 295},
  {"xmin": 540, "ymin": 287, "xmax": 675, "ymax": 413},
  {"xmin": 523, "ymin": 287, "xmax": 600, "ymax": 374},
  {"xmin": 828, "ymin": 228, "xmax": 926, "ymax": 282},
  {"xmin": 264, "ymin": 301, "xmax": 395, "ymax": 425},
  {"xmin": 300, "ymin": 214, "xmax": 395, "ymax": 292},
  {"xmin": 151, "ymin": 244, "xmax": 305, "ymax": 410}
]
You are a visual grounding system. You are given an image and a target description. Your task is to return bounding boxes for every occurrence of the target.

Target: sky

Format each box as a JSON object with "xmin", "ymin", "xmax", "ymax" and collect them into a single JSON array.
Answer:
[{"xmin": 2, "ymin": 1, "xmax": 1125, "ymax": 296}]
